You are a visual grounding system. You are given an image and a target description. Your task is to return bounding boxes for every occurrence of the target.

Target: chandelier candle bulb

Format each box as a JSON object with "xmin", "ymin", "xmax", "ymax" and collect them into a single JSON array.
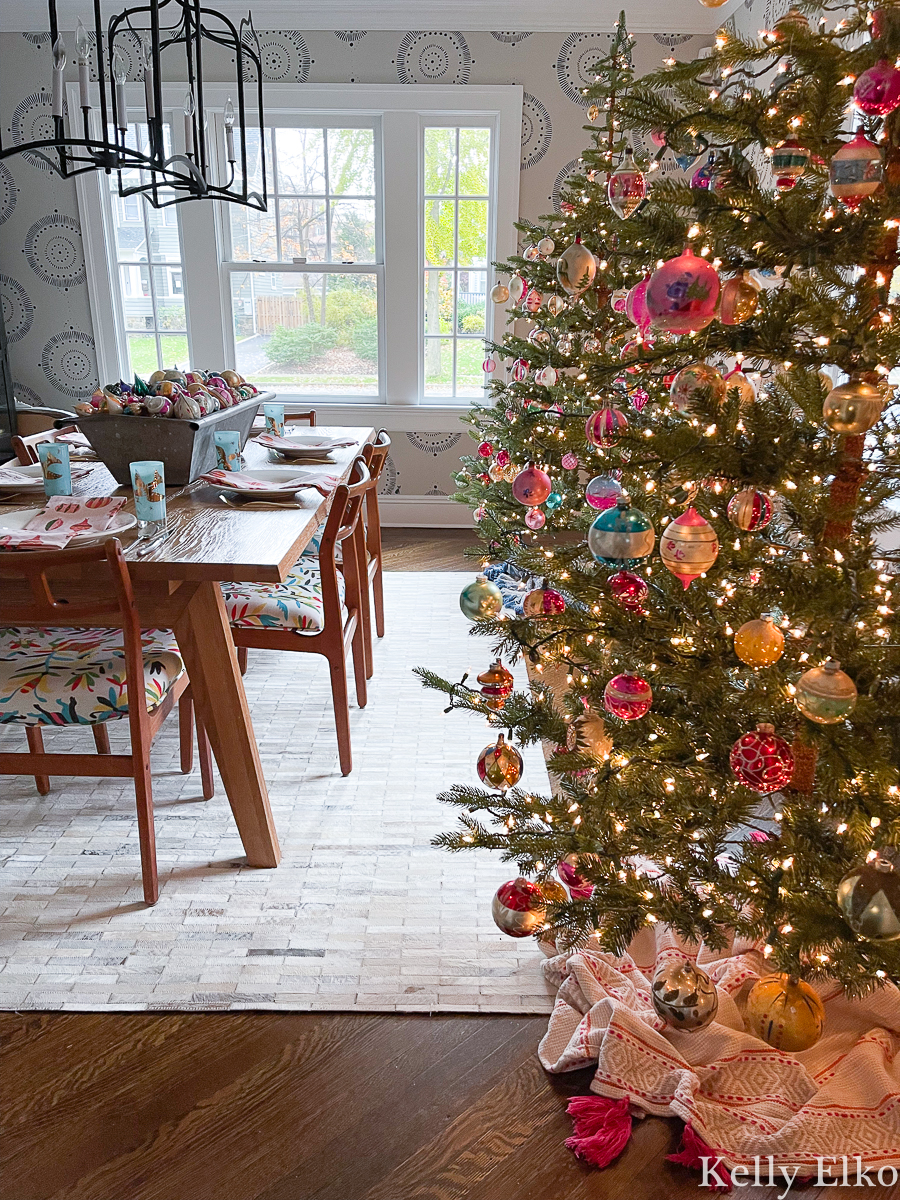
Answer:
[
  {"xmin": 183, "ymin": 90, "xmax": 195, "ymax": 156},
  {"xmin": 113, "ymin": 46, "xmax": 128, "ymax": 130},
  {"xmin": 76, "ymin": 20, "xmax": 91, "ymax": 110},
  {"xmin": 52, "ymin": 36, "xmax": 67, "ymax": 120},
  {"xmin": 224, "ymin": 98, "xmax": 236, "ymax": 161}
]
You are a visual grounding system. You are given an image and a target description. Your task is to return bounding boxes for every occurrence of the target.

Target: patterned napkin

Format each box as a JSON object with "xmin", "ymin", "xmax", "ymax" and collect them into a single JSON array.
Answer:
[
  {"xmin": 54, "ymin": 430, "xmax": 92, "ymax": 448},
  {"xmin": 200, "ymin": 468, "xmax": 340, "ymax": 494},
  {"xmin": 255, "ymin": 433, "xmax": 356, "ymax": 452},
  {"xmin": 0, "ymin": 496, "xmax": 127, "ymax": 549}
]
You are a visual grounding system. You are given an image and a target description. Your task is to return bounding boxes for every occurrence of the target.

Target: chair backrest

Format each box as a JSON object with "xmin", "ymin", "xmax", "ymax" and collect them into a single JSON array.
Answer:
[
  {"xmin": 316, "ymin": 457, "xmax": 371, "ymax": 612},
  {"xmin": 283, "ymin": 409, "xmax": 316, "ymax": 426},
  {"xmin": 361, "ymin": 430, "xmax": 390, "ymax": 551},
  {"xmin": 11, "ymin": 425, "xmax": 78, "ymax": 466}
]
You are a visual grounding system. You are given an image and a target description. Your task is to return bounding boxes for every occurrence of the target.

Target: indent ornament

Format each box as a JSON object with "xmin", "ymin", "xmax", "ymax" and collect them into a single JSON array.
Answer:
[
  {"xmin": 729, "ymin": 724, "xmax": 794, "ymax": 794},
  {"xmin": 603, "ymin": 671, "xmax": 652, "ymax": 720},
  {"xmin": 477, "ymin": 733, "xmax": 523, "ymax": 790},
  {"xmin": 491, "ymin": 878, "xmax": 545, "ymax": 937},
  {"xmin": 794, "ymin": 659, "xmax": 857, "ymax": 724},
  {"xmin": 588, "ymin": 496, "xmax": 655, "ymax": 567},
  {"xmin": 734, "ymin": 616, "xmax": 784, "ymax": 667},
  {"xmin": 625, "ymin": 276, "xmax": 651, "ymax": 333},
  {"xmin": 659, "ymin": 507, "xmax": 719, "ymax": 588},
  {"xmin": 459, "ymin": 574, "xmax": 503, "ymax": 621},
  {"xmin": 745, "ymin": 974, "xmax": 824, "ymax": 1051},
  {"xmin": 556, "ymin": 238, "xmax": 597, "ymax": 296},
  {"xmin": 646, "ymin": 246, "xmax": 720, "ymax": 334},
  {"xmin": 837, "ymin": 858, "xmax": 900, "ymax": 942},
  {"xmin": 727, "ymin": 488, "xmax": 772, "ymax": 531},
  {"xmin": 823, "ymin": 377, "xmax": 885, "ymax": 434},
  {"xmin": 651, "ymin": 961, "xmax": 718, "ymax": 1031}
]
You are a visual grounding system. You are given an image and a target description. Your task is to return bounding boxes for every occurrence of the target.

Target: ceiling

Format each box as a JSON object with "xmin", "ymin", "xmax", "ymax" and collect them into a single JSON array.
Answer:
[{"xmin": 0, "ymin": 0, "xmax": 744, "ymax": 36}]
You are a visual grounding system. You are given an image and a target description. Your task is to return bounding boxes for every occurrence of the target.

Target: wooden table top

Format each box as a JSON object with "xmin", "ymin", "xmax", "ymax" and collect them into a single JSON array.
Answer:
[{"xmin": 1, "ymin": 426, "xmax": 375, "ymax": 585}]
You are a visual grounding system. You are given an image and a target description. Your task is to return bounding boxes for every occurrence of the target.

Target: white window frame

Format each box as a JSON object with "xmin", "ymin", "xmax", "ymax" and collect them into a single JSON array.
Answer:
[{"xmin": 74, "ymin": 82, "xmax": 522, "ymax": 411}]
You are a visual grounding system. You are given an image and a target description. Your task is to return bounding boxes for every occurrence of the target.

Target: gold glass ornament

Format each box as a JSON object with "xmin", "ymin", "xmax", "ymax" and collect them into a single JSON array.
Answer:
[
  {"xmin": 476, "ymin": 733, "xmax": 523, "ymax": 790},
  {"xmin": 837, "ymin": 858, "xmax": 900, "ymax": 941},
  {"xmin": 795, "ymin": 659, "xmax": 857, "ymax": 724},
  {"xmin": 734, "ymin": 615, "xmax": 785, "ymax": 667},
  {"xmin": 718, "ymin": 273, "xmax": 759, "ymax": 325},
  {"xmin": 540, "ymin": 877, "xmax": 569, "ymax": 904},
  {"xmin": 477, "ymin": 658, "xmax": 513, "ymax": 709},
  {"xmin": 651, "ymin": 960, "xmax": 718, "ymax": 1031},
  {"xmin": 556, "ymin": 239, "xmax": 597, "ymax": 296},
  {"xmin": 491, "ymin": 282, "xmax": 510, "ymax": 303},
  {"xmin": 745, "ymin": 973, "xmax": 825, "ymax": 1052},
  {"xmin": 823, "ymin": 377, "xmax": 885, "ymax": 434}
]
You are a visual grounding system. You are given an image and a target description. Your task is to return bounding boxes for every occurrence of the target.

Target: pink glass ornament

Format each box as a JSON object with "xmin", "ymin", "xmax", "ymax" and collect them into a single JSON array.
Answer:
[
  {"xmin": 525, "ymin": 507, "xmax": 547, "ymax": 531},
  {"xmin": 607, "ymin": 149, "xmax": 646, "ymax": 218},
  {"xmin": 610, "ymin": 288, "xmax": 628, "ymax": 313},
  {"xmin": 609, "ymin": 570, "xmax": 648, "ymax": 612},
  {"xmin": 512, "ymin": 464, "xmax": 552, "ymax": 506},
  {"xmin": 659, "ymin": 506, "xmax": 719, "ymax": 588},
  {"xmin": 625, "ymin": 276, "xmax": 651, "ymax": 333},
  {"xmin": 729, "ymin": 724, "xmax": 794, "ymax": 794},
  {"xmin": 558, "ymin": 856, "xmax": 594, "ymax": 898},
  {"xmin": 630, "ymin": 388, "xmax": 650, "ymax": 412},
  {"xmin": 478, "ymin": 441, "xmax": 493, "ymax": 458},
  {"xmin": 561, "ymin": 452, "xmax": 578, "ymax": 470},
  {"xmin": 853, "ymin": 58, "xmax": 900, "ymax": 116},
  {"xmin": 512, "ymin": 358, "xmax": 530, "ymax": 381},
  {"xmin": 646, "ymin": 246, "xmax": 720, "ymax": 334},
  {"xmin": 603, "ymin": 671, "xmax": 653, "ymax": 720},
  {"xmin": 585, "ymin": 406, "xmax": 628, "ymax": 448},
  {"xmin": 691, "ymin": 150, "xmax": 719, "ymax": 190},
  {"xmin": 585, "ymin": 475, "xmax": 623, "ymax": 510},
  {"xmin": 496, "ymin": 449, "xmax": 510, "ymax": 468},
  {"xmin": 505, "ymin": 408, "xmax": 515, "ymax": 420},
  {"xmin": 483, "ymin": 356, "xmax": 497, "ymax": 373},
  {"xmin": 830, "ymin": 129, "xmax": 883, "ymax": 211}
]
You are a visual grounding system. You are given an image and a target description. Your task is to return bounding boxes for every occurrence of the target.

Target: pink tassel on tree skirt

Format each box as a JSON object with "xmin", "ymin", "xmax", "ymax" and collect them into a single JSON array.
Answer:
[
  {"xmin": 667, "ymin": 1124, "xmax": 733, "ymax": 1192},
  {"xmin": 565, "ymin": 1096, "xmax": 633, "ymax": 1168}
]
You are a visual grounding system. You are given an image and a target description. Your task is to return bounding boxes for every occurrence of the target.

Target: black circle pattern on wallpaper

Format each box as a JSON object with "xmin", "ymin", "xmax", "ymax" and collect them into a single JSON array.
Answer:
[
  {"xmin": 86, "ymin": 30, "xmax": 142, "ymax": 81},
  {"xmin": 556, "ymin": 33, "xmax": 614, "ymax": 106},
  {"xmin": 520, "ymin": 93, "xmax": 552, "ymax": 170},
  {"xmin": 426, "ymin": 483, "xmax": 448, "ymax": 496},
  {"xmin": 378, "ymin": 454, "xmax": 400, "ymax": 496},
  {"xmin": 396, "ymin": 32, "xmax": 472, "ymax": 85},
  {"xmin": 40, "ymin": 330, "xmax": 98, "ymax": 398},
  {"xmin": 653, "ymin": 33, "xmax": 695, "ymax": 48},
  {"xmin": 10, "ymin": 92, "xmax": 66, "ymax": 171},
  {"xmin": 405, "ymin": 431, "xmax": 463, "ymax": 457},
  {"xmin": 24, "ymin": 213, "xmax": 86, "ymax": 290},
  {"xmin": 13, "ymin": 381, "xmax": 44, "ymax": 407},
  {"xmin": 490, "ymin": 32, "xmax": 533, "ymax": 45},
  {"xmin": 551, "ymin": 159, "xmax": 582, "ymax": 212},
  {"xmin": 22, "ymin": 33, "xmax": 51, "ymax": 48},
  {"xmin": 0, "ymin": 163, "xmax": 18, "ymax": 225},
  {"xmin": 334, "ymin": 31, "xmax": 368, "ymax": 44},
  {"xmin": 0, "ymin": 274, "xmax": 35, "ymax": 344},
  {"xmin": 241, "ymin": 31, "xmax": 312, "ymax": 82}
]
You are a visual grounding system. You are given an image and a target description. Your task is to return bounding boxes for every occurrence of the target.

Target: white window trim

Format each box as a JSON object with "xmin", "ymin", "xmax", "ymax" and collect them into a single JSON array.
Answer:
[{"xmin": 73, "ymin": 82, "xmax": 522, "ymax": 410}]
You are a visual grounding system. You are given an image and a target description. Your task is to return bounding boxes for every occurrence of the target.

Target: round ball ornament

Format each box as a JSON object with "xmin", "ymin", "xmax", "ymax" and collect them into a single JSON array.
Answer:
[
  {"xmin": 774, "ymin": 7, "xmax": 810, "ymax": 36},
  {"xmin": 660, "ymin": 507, "xmax": 719, "ymax": 589},
  {"xmin": 830, "ymin": 130, "xmax": 883, "ymax": 211},
  {"xmin": 523, "ymin": 243, "xmax": 540, "ymax": 262},
  {"xmin": 646, "ymin": 247, "xmax": 720, "ymax": 334},
  {"xmin": 482, "ymin": 356, "xmax": 497, "ymax": 374},
  {"xmin": 734, "ymin": 616, "xmax": 784, "ymax": 667},
  {"xmin": 459, "ymin": 574, "xmax": 503, "ymax": 621},
  {"xmin": 490, "ymin": 282, "xmax": 510, "ymax": 304},
  {"xmin": 730, "ymin": 724, "xmax": 794, "ymax": 794},
  {"xmin": 670, "ymin": 362, "xmax": 726, "ymax": 413},
  {"xmin": 837, "ymin": 858, "xmax": 900, "ymax": 942},
  {"xmin": 556, "ymin": 238, "xmax": 597, "ymax": 297},
  {"xmin": 586, "ymin": 475, "xmax": 623, "ymax": 510},
  {"xmin": 523, "ymin": 587, "xmax": 566, "ymax": 617},
  {"xmin": 609, "ymin": 569, "xmax": 648, "ymax": 612},
  {"xmin": 745, "ymin": 974, "xmax": 824, "ymax": 1052},
  {"xmin": 585, "ymin": 406, "xmax": 628, "ymax": 448},
  {"xmin": 718, "ymin": 273, "xmax": 760, "ymax": 326},
  {"xmin": 508, "ymin": 274, "xmax": 527, "ymax": 303},
  {"xmin": 525, "ymin": 506, "xmax": 546, "ymax": 531},
  {"xmin": 535, "ymin": 365, "xmax": 558, "ymax": 387},
  {"xmin": 491, "ymin": 878, "xmax": 545, "ymax": 937},
  {"xmin": 511, "ymin": 358, "xmax": 530, "ymax": 382},
  {"xmin": 477, "ymin": 733, "xmax": 524, "ymax": 791},
  {"xmin": 697, "ymin": 0, "xmax": 729, "ymax": 9},
  {"xmin": 794, "ymin": 659, "xmax": 857, "ymax": 724},
  {"xmin": 588, "ymin": 497, "xmax": 655, "ymax": 567},
  {"xmin": 488, "ymin": 462, "xmax": 505, "ymax": 482},
  {"xmin": 561, "ymin": 452, "xmax": 579, "ymax": 470},
  {"xmin": 624, "ymin": 277, "xmax": 651, "ymax": 334},
  {"xmin": 728, "ymin": 488, "xmax": 773, "ymax": 532},
  {"xmin": 477, "ymin": 441, "xmax": 493, "ymax": 458},
  {"xmin": 723, "ymin": 368, "xmax": 756, "ymax": 408},
  {"xmin": 823, "ymin": 377, "xmax": 885, "ymax": 434},
  {"xmin": 477, "ymin": 658, "xmax": 514, "ymax": 709},
  {"xmin": 607, "ymin": 149, "xmax": 647, "ymax": 219},
  {"xmin": 537, "ymin": 236, "xmax": 555, "ymax": 256},
  {"xmin": 512, "ymin": 464, "xmax": 552, "ymax": 506},
  {"xmin": 651, "ymin": 961, "xmax": 718, "ymax": 1031},
  {"xmin": 771, "ymin": 139, "xmax": 811, "ymax": 192},
  {"xmin": 854, "ymin": 59, "xmax": 900, "ymax": 117},
  {"xmin": 603, "ymin": 671, "xmax": 653, "ymax": 720},
  {"xmin": 545, "ymin": 491, "xmax": 563, "ymax": 511}
]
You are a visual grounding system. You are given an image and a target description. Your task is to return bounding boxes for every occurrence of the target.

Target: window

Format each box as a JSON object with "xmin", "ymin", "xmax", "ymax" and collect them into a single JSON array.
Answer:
[{"xmin": 77, "ymin": 84, "xmax": 521, "ymax": 406}]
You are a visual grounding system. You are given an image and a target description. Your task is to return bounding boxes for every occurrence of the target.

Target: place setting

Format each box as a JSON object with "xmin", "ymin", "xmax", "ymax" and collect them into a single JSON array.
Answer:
[
  {"xmin": 205, "ymin": 413, "xmax": 341, "ymax": 508},
  {"xmin": 254, "ymin": 401, "xmax": 357, "ymax": 464}
]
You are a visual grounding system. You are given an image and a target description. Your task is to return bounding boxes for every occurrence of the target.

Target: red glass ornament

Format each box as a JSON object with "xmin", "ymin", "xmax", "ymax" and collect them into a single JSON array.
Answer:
[
  {"xmin": 525, "ymin": 506, "xmax": 546, "ymax": 531},
  {"xmin": 478, "ymin": 441, "xmax": 493, "ymax": 458},
  {"xmin": 729, "ymin": 723, "xmax": 794, "ymax": 794},
  {"xmin": 523, "ymin": 586, "xmax": 565, "ymax": 616},
  {"xmin": 854, "ymin": 58, "xmax": 900, "ymax": 117},
  {"xmin": 603, "ymin": 671, "xmax": 653, "ymax": 720},
  {"xmin": 496, "ymin": 449, "xmax": 510, "ymax": 467},
  {"xmin": 625, "ymin": 276, "xmax": 651, "ymax": 334},
  {"xmin": 491, "ymin": 878, "xmax": 545, "ymax": 937},
  {"xmin": 561, "ymin": 452, "xmax": 579, "ymax": 470},
  {"xmin": 585, "ymin": 406, "xmax": 628, "ymax": 448},
  {"xmin": 646, "ymin": 246, "xmax": 720, "ymax": 334},
  {"xmin": 609, "ymin": 570, "xmax": 649, "ymax": 612},
  {"xmin": 512, "ymin": 464, "xmax": 552, "ymax": 506}
]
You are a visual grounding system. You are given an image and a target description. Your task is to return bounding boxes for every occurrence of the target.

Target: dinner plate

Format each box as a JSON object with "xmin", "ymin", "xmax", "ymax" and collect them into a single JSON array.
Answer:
[
  {"xmin": 213, "ymin": 467, "xmax": 331, "ymax": 499},
  {"xmin": 0, "ymin": 463, "xmax": 46, "ymax": 492},
  {"xmin": 256, "ymin": 432, "xmax": 355, "ymax": 459},
  {"xmin": 0, "ymin": 507, "xmax": 137, "ymax": 545}
]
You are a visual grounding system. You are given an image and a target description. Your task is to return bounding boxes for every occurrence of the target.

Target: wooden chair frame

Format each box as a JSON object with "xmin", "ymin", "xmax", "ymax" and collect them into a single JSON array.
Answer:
[
  {"xmin": 359, "ymin": 430, "xmax": 391, "ymax": 671},
  {"xmin": 0, "ymin": 539, "xmax": 211, "ymax": 905},
  {"xmin": 233, "ymin": 457, "xmax": 371, "ymax": 776},
  {"xmin": 10, "ymin": 425, "xmax": 78, "ymax": 467}
]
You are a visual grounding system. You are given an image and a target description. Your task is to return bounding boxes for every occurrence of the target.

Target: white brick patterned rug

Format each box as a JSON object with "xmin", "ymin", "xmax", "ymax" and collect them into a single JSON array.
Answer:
[{"xmin": 0, "ymin": 573, "xmax": 555, "ymax": 1013}]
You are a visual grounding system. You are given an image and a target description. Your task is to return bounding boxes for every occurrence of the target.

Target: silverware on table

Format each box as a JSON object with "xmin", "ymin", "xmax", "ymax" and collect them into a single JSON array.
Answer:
[{"xmin": 132, "ymin": 527, "xmax": 173, "ymax": 557}]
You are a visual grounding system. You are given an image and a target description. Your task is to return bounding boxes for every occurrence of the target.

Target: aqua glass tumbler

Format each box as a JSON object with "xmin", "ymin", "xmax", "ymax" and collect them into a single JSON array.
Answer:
[
  {"xmin": 129, "ymin": 459, "xmax": 167, "ymax": 538},
  {"xmin": 37, "ymin": 441, "xmax": 72, "ymax": 497},
  {"xmin": 214, "ymin": 430, "xmax": 242, "ymax": 471},
  {"xmin": 263, "ymin": 403, "xmax": 285, "ymax": 437}
]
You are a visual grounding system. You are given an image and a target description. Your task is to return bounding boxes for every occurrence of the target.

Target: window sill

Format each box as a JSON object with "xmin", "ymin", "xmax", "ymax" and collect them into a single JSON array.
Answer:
[{"xmin": 275, "ymin": 399, "xmax": 479, "ymax": 431}]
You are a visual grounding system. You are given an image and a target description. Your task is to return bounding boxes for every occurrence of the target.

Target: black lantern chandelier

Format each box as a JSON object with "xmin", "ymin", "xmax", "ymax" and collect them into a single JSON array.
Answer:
[{"xmin": 0, "ymin": 0, "xmax": 267, "ymax": 210}]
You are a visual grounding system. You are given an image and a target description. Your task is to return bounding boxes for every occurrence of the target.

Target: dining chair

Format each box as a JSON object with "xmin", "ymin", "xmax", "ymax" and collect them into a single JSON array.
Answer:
[
  {"xmin": 222, "ymin": 458, "xmax": 371, "ymax": 776},
  {"xmin": 0, "ymin": 539, "xmax": 212, "ymax": 905},
  {"xmin": 10, "ymin": 425, "xmax": 79, "ymax": 466},
  {"xmin": 360, "ymin": 429, "xmax": 391, "ymax": 644}
]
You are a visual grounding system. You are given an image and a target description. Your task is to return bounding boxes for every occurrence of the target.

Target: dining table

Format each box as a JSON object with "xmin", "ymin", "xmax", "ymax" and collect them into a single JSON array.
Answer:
[{"xmin": 0, "ymin": 424, "xmax": 376, "ymax": 871}]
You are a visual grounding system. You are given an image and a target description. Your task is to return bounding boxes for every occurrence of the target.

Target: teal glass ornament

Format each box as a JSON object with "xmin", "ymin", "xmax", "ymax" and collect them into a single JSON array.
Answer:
[
  {"xmin": 545, "ymin": 491, "xmax": 564, "ymax": 511},
  {"xmin": 459, "ymin": 574, "xmax": 503, "ymax": 621},
  {"xmin": 587, "ymin": 496, "xmax": 655, "ymax": 567}
]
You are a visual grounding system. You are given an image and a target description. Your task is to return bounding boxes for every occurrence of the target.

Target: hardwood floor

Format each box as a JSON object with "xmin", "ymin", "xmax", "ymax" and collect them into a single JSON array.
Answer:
[{"xmin": 0, "ymin": 532, "xmax": 859, "ymax": 1200}]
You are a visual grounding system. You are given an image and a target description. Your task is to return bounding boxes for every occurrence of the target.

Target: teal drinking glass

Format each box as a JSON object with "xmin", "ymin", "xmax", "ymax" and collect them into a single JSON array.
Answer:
[
  {"xmin": 129, "ymin": 459, "xmax": 167, "ymax": 538},
  {"xmin": 263, "ymin": 403, "xmax": 285, "ymax": 437},
  {"xmin": 214, "ymin": 430, "xmax": 242, "ymax": 471},
  {"xmin": 37, "ymin": 441, "xmax": 72, "ymax": 497}
]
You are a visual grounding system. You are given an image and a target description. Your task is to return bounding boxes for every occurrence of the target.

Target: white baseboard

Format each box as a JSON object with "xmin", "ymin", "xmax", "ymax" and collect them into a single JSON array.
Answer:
[{"xmin": 379, "ymin": 495, "xmax": 472, "ymax": 528}]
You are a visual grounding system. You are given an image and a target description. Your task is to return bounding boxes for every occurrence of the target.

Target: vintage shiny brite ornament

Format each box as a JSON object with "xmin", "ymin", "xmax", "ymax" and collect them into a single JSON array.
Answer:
[
  {"xmin": 545, "ymin": 491, "xmax": 563, "ymax": 511},
  {"xmin": 823, "ymin": 377, "xmax": 885, "ymax": 434},
  {"xmin": 646, "ymin": 246, "xmax": 720, "ymax": 334},
  {"xmin": 770, "ymin": 139, "xmax": 811, "ymax": 191},
  {"xmin": 491, "ymin": 878, "xmax": 545, "ymax": 937},
  {"xmin": 585, "ymin": 406, "xmax": 628, "ymax": 448},
  {"xmin": 523, "ymin": 587, "xmax": 566, "ymax": 617},
  {"xmin": 718, "ymin": 273, "xmax": 759, "ymax": 326},
  {"xmin": 586, "ymin": 475, "xmax": 623, "ymax": 510},
  {"xmin": 508, "ymin": 274, "xmax": 527, "ymax": 302},
  {"xmin": 477, "ymin": 659, "xmax": 514, "ymax": 709},
  {"xmin": 511, "ymin": 464, "xmax": 552, "ymax": 506},
  {"xmin": 491, "ymin": 282, "xmax": 509, "ymax": 304},
  {"xmin": 670, "ymin": 362, "xmax": 726, "ymax": 413},
  {"xmin": 561, "ymin": 452, "xmax": 578, "ymax": 470},
  {"xmin": 830, "ymin": 130, "xmax": 883, "ymax": 210},
  {"xmin": 534, "ymin": 365, "xmax": 558, "ymax": 387},
  {"xmin": 459, "ymin": 574, "xmax": 503, "ymax": 621},
  {"xmin": 728, "ymin": 488, "xmax": 772, "ymax": 531},
  {"xmin": 546, "ymin": 294, "xmax": 567, "ymax": 316},
  {"xmin": 525, "ymin": 507, "xmax": 546, "ymax": 531},
  {"xmin": 730, "ymin": 723, "xmax": 794, "ymax": 794},
  {"xmin": 588, "ymin": 497, "xmax": 655, "ymax": 567},
  {"xmin": 609, "ymin": 569, "xmax": 648, "ymax": 611},
  {"xmin": 524, "ymin": 288, "xmax": 543, "ymax": 313},
  {"xmin": 511, "ymin": 358, "xmax": 529, "ymax": 382},
  {"xmin": 477, "ymin": 733, "xmax": 523, "ymax": 791},
  {"xmin": 794, "ymin": 659, "xmax": 857, "ymax": 724},
  {"xmin": 556, "ymin": 238, "xmax": 597, "ymax": 296},
  {"xmin": 651, "ymin": 961, "xmax": 718, "ymax": 1031},
  {"xmin": 723, "ymin": 368, "xmax": 756, "ymax": 408},
  {"xmin": 660, "ymin": 507, "xmax": 719, "ymax": 588},
  {"xmin": 625, "ymin": 277, "xmax": 651, "ymax": 334},
  {"xmin": 537, "ymin": 236, "xmax": 555, "ymax": 255},
  {"xmin": 745, "ymin": 974, "xmax": 824, "ymax": 1052},
  {"xmin": 603, "ymin": 671, "xmax": 652, "ymax": 720},
  {"xmin": 607, "ymin": 148, "xmax": 646, "ymax": 218},
  {"xmin": 837, "ymin": 858, "xmax": 900, "ymax": 942},
  {"xmin": 854, "ymin": 58, "xmax": 900, "ymax": 116},
  {"xmin": 734, "ymin": 616, "xmax": 784, "ymax": 667}
]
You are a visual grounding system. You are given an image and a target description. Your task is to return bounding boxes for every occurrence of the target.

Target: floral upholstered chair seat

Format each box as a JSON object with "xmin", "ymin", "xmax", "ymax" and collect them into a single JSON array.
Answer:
[
  {"xmin": 0, "ymin": 627, "xmax": 184, "ymax": 726},
  {"xmin": 221, "ymin": 561, "xmax": 345, "ymax": 633}
]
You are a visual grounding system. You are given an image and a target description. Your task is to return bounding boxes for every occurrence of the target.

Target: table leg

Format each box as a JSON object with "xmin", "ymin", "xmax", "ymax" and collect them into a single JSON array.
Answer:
[{"xmin": 172, "ymin": 580, "xmax": 280, "ymax": 867}]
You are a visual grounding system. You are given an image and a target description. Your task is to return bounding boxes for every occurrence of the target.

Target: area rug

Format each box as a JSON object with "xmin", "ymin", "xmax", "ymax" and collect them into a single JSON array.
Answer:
[{"xmin": 0, "ymin": 573, "xmax": 555, "ymax": 1013}]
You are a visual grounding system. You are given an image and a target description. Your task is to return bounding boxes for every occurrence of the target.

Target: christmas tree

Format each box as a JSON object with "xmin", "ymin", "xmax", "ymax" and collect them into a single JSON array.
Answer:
[{"xmin": 417, "ymin": 4, "xmax": 900, "ymax": 1018}]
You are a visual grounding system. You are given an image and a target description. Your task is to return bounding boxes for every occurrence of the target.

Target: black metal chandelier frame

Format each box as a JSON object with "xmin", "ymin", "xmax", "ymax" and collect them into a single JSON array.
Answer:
[{"xmin": 0, "ymin": 0, "xmax": 268, "ymax": 211}]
